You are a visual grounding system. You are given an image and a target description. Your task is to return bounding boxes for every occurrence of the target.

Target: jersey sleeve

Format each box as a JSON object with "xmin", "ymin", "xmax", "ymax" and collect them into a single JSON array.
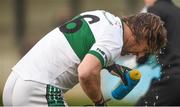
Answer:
[
  {"xmin": 88, "ymin": 35, "xmax": 122, "ymax": 68},
  {"xmin": 84, "ymin": 10, "xmax": 124, "ymax": 67},
  {"xmin": 88, "ymin": 44, "xmax": 111, "ymax": 67},
  {"xmin": 88, "ymin": 22, "xmax": 123, "ymax": 67}
]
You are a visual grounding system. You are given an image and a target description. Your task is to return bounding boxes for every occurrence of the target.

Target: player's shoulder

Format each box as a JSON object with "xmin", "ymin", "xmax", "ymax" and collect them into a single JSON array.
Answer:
[
  {"xmin": 80, "ymin": 10, "xmax": 123, "ymax": 45},
  {"xmin": 81, "ymin": 10, "xmax": 122, "ymax": 28}
]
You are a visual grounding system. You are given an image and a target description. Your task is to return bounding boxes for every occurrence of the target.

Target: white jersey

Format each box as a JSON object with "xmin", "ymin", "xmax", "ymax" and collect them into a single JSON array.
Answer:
[{"xmin": 12, "ymin": 10, "xmax": 124, "ymax": 93}]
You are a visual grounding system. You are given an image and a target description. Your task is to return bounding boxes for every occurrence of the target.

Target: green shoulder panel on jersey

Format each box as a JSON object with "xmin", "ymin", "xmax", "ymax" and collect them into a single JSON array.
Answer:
[
  {"xmin": 59, "ymin": 16, "xmax": 95, "ymax": 60},
  {"xmin": 59, "ymin": 15, "xmax": 105, "ymax": 67}
]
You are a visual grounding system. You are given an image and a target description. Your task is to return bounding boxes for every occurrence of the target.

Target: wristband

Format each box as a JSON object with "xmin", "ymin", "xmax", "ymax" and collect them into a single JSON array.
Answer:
[{"xmin": 94, "ymin": 96, "xmax": 106, "ymax": 106}]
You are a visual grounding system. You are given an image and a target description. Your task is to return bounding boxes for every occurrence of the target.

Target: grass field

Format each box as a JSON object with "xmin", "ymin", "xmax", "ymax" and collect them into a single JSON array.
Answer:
[{"xmin": 0, "ymin": 94, "xmax": 2, "ymax": 106}]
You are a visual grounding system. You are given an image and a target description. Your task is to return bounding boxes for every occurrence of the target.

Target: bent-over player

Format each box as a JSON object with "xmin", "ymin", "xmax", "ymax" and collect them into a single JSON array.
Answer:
[{"xmin": 3, "ymin": 10, "xmax": 167, "ymax": 106}]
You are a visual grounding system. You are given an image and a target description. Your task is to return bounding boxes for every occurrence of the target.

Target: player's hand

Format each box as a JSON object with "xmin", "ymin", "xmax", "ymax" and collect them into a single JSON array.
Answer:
[
  {"xmin": 84, "ymin": 98, "xmax": 110, "ymax": 107},
  {"xmin": 106, "ymin": 64, "xmax": 131, "ymax": 76},
  {"xmin": 106, "ymin": 64, "xmax": 132, "ymax": 85},
  {"xmin": 94, "ymin": 96, "xmax": 107, "ymax": 106}
]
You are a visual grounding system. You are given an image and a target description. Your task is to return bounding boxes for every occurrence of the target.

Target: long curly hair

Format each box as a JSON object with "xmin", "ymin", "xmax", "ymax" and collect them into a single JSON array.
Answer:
[{"xmin": 122, "ymin": 13, "xmax": 167, "ymax": 54}]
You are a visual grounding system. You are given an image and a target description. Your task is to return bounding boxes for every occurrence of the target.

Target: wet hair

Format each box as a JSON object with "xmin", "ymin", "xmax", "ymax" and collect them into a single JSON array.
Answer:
[{"xmin": 122, "ymin": 13, "xmax": 167, "ymax": 54}]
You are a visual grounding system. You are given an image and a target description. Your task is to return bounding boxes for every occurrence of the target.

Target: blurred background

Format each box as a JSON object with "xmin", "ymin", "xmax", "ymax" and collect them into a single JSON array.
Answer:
[{"xmin": 0, "ymin": 0, "xmax": 180, "ymax": 106}]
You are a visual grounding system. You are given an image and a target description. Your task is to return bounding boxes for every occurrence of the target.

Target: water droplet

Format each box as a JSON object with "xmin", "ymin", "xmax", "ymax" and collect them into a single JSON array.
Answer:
[
  {"xmin": 166, "ymin": 76, "xmax": 170, "ymax": 79},
  {"xmin": 155, "ymin": 95, "xmax": 159, "ymax": 100},
  {"xmin": 145, "ymin": 101, "xmax": 148, "ymax": 104},
  {"xmin": 153, "ymin": 102, "xmax": 156, "ymax": 106}
]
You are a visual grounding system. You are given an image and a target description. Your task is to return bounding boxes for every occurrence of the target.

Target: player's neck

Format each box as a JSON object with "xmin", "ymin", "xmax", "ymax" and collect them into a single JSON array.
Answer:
[
  {"xmin": 123, "ymin": 22, "xmax": 134, "ymax": 45},
  {"xmin": 121, "ymin": 22, "xmax": 134, "ymax": 56}
]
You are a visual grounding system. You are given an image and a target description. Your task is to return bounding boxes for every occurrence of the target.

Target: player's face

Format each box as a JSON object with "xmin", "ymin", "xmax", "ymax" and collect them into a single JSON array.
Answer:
[
  {"xmin": 121, "ymin": 22, "xmax": 151, "ymax": 59},
  {"xmin": 121, "ymin": 36, "xmax": 150, "ymax": 59},
  {"xmin": 130, "ymin": 41, "xmax": 149, "ymax": 59}
]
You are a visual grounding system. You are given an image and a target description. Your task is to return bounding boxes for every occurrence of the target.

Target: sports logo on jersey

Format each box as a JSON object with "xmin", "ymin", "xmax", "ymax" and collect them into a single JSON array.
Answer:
[{"xmin": 96, "ymin": 48, "xmax": 108, "ymax": 66}]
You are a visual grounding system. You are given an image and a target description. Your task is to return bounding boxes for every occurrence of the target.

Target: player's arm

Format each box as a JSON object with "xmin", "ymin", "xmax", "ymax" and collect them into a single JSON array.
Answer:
[{"xmin": 78, "ymin": 54, "xmax": 105, "ymax": 105}]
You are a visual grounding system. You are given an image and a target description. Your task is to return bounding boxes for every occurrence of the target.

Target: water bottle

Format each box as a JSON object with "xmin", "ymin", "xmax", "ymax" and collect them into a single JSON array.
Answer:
[{"xmin": 111, "ymin": 69, "xmax": 141, "ymax": 100}]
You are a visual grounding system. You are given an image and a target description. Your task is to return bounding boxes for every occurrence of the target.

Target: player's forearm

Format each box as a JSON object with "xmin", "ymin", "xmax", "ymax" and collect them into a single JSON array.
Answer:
[
  {"xmin": 78, "ymin": 54, "xmax": 104, "ymax": 104},
  {"xmin": 78, "ymin": 70, "xmax": 103, "ymax": 103}
]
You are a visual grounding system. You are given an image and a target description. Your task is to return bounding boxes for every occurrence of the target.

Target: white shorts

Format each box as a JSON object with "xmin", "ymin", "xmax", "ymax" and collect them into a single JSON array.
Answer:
[{"xmin": 3, "ymin": 71, "xmax": 67, "ymax": 106}]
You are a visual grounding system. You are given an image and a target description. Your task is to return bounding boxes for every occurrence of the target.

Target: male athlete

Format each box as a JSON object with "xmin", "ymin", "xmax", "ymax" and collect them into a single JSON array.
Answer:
[{"xmin": 3, "ymin": 10, "xmax": 167, "ymax": 106}]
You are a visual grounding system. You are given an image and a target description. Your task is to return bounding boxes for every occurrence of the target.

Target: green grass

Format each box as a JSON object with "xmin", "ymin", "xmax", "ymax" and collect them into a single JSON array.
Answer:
[{"xmin": 0, "ymin": 94, "xmax": 2, "ymax": 106}]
